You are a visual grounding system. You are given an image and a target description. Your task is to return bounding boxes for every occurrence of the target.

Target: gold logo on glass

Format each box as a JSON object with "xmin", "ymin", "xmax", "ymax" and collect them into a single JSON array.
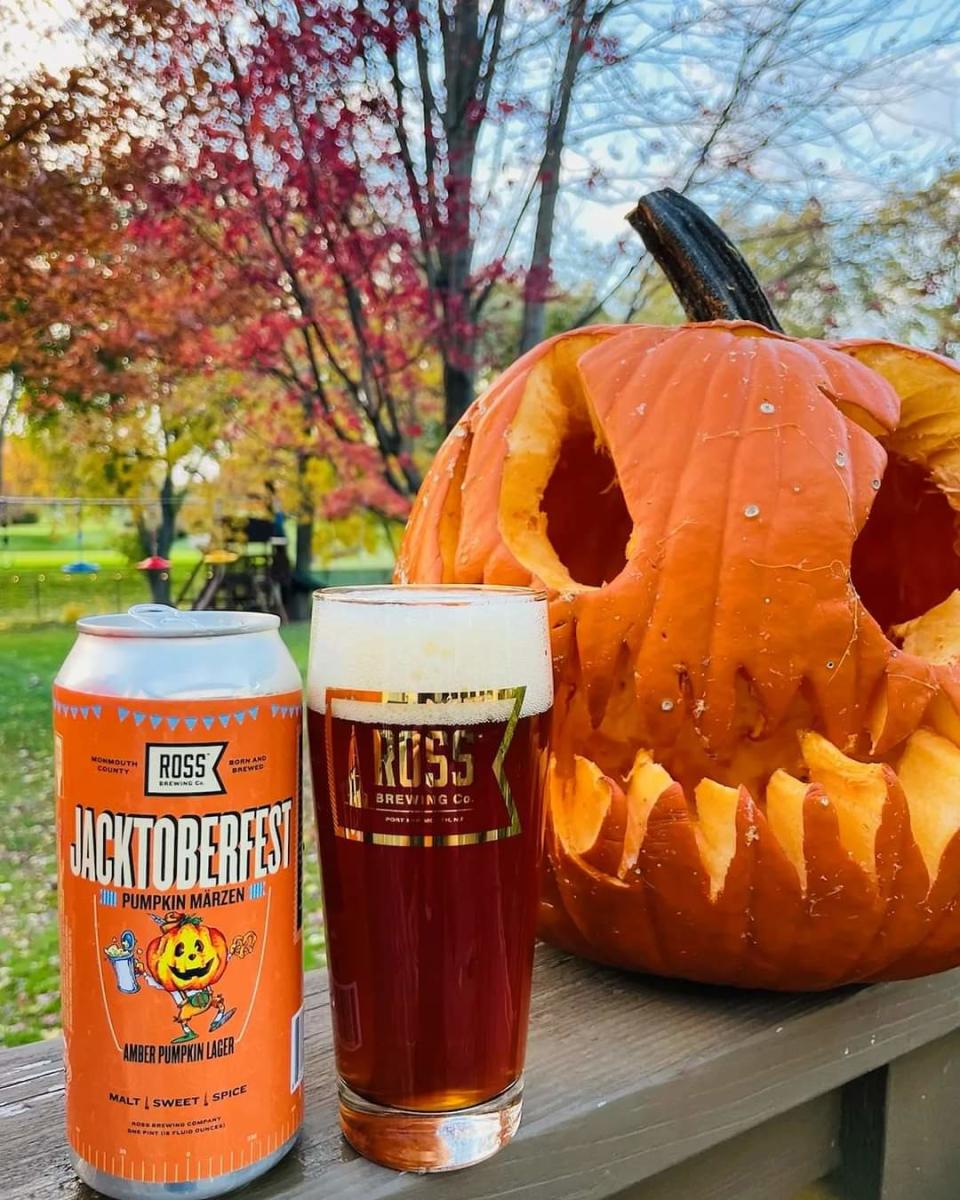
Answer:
[{"xmin": 324, "ymin": 688, "xmax": 525, "ymax": 847}]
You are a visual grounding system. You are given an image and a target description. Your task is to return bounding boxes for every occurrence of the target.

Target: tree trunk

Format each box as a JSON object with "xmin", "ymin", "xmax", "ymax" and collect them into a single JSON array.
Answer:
[
  {"xmin": 288, "ymin": 451, "xmax": 314, "ymax": 621},
  {"xmin": 437, "ymin": 3, "xmax": 486, "ymax": 431},
  {"xmin": 138, "ymin": 470, "xmax": 179, "ymax": 605},
  {"xmin": 519, "ymin": 1, "xmax": 592, "ymax": 355},
  {"xmin": 443, "ymin": 341, "xmax": 476, "ymax": 431}
]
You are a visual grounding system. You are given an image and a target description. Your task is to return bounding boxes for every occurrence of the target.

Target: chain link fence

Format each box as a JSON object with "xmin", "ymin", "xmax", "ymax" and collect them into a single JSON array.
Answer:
[{"xmin": 0, "ymin": 566, "xmax": 393, "ymax": 626}]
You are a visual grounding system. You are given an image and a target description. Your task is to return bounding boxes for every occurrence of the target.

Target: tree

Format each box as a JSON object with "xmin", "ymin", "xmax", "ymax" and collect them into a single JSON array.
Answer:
[
  {"xmin": 839, "ymin": 170, "xmax": 960, "ymax": 358},
  {"xmin": 7, "ymin": 0, "xmax": 959, "ymax": 591},
  {"xmin": 100, "ymin": 0, "xmax": 435, "ymax": 587},
  {"xmin": 569, "ymin": 0, "xmax": 960, "ymax": 329},
  {"xmin": 27, "ymin": 367, "xmax": 232, "ymax": 602}
]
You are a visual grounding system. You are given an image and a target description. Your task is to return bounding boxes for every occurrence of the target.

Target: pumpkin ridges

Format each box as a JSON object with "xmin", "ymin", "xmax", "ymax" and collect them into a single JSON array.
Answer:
[
  {"xmin": 575, "ymin": 326, "xmax": 894, "ymax": 755},
  {"xmin": 637, "ymin": 782, "xmax": 721, "ymax": 980},
  {"xmin": 876, "ymin": 829, "xmax": 960, "ymax": 979},
  {"xmin": 800, "ymin": 732, "xmax": 888, "ymax": 884},
  {"xmin": 850, "ymin": 770, "xmax": 932, "ymax": 980},
  {"xmin": 545, "ymin": 768, "xmax": 667, "ymax": 973},
  {"xmin": 866, "ymin": 659, "xmax": 939, "ymax": 757},
  {"xmin": 537, "ymin": 845, "xmax": 599, "ymax": 962},
  {"xmin": 784, "ymin": 784, "xmax": 887, "ymax": 988},
  {"xmin": 542, "ymin": 737, "xmax": 960, "ymax": 987},
  {"xmin": 892, "ymin": 728, "xmax": 960, "ymax": 887}
]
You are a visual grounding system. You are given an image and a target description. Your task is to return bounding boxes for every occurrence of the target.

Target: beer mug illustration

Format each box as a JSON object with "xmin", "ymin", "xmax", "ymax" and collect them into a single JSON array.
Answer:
[{"xmin": 103, "ymin": 930, "xmax": 140, "ymax": 994}]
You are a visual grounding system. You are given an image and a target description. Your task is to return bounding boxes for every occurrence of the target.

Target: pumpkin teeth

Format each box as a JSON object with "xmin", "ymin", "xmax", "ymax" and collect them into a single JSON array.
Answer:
[
  {"xmin": 894, "ymin": 729, "xmax": 960, "ymax": 885},
  {"xmin": 892, "ymin": 591, "xmax": 960, "ymax": 665},
  {"xmin": 692, "ymin": 779, "xmax": 741, "ymax": 901},
  {"xmin": 800, "ymin": 731, "xmax": 887, "ymax": 883},
  {"xmin": 548, "ymin": 753, "xmax": 616, "ymax": 858},
  {"xmin": 765, "ymin": 770, "xmax": 809, "ymax": 892},
  {"xmin": 618, "ymin": 750, "xmax": 675, "ymax": 879},
  {"xmin": 925, "ymin": 691, "xmax": 960, "ymax": 745}
]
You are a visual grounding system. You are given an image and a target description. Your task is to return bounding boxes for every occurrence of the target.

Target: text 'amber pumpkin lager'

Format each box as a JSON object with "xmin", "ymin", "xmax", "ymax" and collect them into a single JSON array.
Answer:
[
  {"xmin": 54, "ymin": 605, "xmax": 304, "ymax": 1200},
  {"xmin": 307, "ymin": 585, "xmax": 553, "ymax": 1171}
]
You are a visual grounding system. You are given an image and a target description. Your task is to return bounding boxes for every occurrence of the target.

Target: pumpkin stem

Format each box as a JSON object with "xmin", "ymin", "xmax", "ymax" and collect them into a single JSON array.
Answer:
[{"xmin": 627, "ymin": 188, "xmax": 784, "ymax": 332}]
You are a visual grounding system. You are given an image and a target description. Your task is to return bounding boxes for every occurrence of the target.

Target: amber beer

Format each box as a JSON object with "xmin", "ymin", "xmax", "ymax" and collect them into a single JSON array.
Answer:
[{"xmin": 307, "ymin": 586, "xmax": 552, "ymax": 1171}]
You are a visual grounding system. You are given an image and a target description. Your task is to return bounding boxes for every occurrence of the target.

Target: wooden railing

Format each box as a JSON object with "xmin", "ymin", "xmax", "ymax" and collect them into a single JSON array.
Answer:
[{"xmin": 4, "ymin": 946, "xmax": 960, "ymax": 1199}]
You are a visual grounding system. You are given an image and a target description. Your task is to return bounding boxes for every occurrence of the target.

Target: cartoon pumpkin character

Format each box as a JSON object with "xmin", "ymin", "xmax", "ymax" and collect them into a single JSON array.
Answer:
[{"xmin": 141, "ymin": 912, "xmax": 253, "ymax": 1043}]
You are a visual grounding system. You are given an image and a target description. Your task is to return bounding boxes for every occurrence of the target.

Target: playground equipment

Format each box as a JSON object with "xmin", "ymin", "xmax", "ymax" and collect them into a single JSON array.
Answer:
[
  {"xmin": 60, "ymin": 502, "xmax": 101, "ymax": 574},
  {"xmin": 135, "ymin": 554, "xmax": 172, "ymax": 571},
  {"xmin": 177, "ymin": 517, "xmax": 290, "ymax": 620}
]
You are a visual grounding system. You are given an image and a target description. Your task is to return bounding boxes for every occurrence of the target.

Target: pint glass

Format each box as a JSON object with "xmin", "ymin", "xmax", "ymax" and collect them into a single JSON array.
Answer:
[{"xmin": 307, "ymin": 585, "xmax": 553, "ymax": 1171}]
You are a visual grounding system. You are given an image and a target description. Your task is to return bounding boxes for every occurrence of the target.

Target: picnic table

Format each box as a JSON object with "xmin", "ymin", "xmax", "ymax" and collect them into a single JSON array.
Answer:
[{"xmin": 3, "ymin": 945, "xmax": 960, "ymax": 1199}]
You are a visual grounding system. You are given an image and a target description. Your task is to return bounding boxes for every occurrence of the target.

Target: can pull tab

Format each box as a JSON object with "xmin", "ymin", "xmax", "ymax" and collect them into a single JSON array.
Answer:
[{"xmin": 127, "ymin": 603, "xmax": 203, "ymax": 630}]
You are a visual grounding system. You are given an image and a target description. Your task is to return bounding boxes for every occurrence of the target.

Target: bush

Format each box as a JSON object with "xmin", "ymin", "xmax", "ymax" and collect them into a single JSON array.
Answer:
[{"xmin": 8, "ymin": 510, "xmax": 40, "ymax": 525}]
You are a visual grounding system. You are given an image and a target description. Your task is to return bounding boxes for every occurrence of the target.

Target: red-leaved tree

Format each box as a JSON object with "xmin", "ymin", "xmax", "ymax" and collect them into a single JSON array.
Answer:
[{"xmin": 110, "ymin": 1, "xmax": 434, "ymax": 585}]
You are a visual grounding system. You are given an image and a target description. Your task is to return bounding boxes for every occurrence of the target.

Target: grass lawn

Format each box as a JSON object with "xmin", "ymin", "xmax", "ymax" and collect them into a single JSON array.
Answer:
[
  {"xmin": 0, "ymin": 516, "xmax": 394, "ymax": 625},
  {"xmin": 0, "ymin": 622, "xmax": 322, "ymax": 1046}
]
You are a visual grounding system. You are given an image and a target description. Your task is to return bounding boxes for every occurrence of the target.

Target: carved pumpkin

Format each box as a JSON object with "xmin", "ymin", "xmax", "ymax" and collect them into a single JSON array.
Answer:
[
  {"xmin": 398, "ymin": 190, "xmax": 960, "ymax": 989},
  {"xmin": 146, "ymin": 914, "xmax": 229, "ymax": 993}
]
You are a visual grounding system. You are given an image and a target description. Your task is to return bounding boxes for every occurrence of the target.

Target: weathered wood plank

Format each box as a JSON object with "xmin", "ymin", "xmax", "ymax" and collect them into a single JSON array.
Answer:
[
  {"xmin": 617, "ymin": 1093, "xmax": 841, "ymax": 1200},
  {"xmin": 3, "ymin": 949, "xmax": 960, "ymax": 1200},
  {"xmin": 878, "ymin": 1029, "xmax": 960, "ymax": 1200}
]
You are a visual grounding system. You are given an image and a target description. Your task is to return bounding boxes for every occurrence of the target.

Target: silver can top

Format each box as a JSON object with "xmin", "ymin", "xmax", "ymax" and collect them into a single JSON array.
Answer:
[{"xmin": 77, "ymin": 604, "xmax": 280, "ymax": 639}]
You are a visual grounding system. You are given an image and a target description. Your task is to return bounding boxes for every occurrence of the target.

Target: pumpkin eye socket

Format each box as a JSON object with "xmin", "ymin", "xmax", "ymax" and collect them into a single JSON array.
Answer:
[
  {"xmin": 174, "ymin": 941, "xmax": 184, "ymax": 957},
  {"xmin": 852, "ymin": 453, "xmax": 960, "ymax": 633},
  {"xmin": 501, "ymin": 332, "xmax": 635, "ymax": 593},
  {"xmin": 194, "ymin": 939, "xmax": 204, "ymax": 954},
  {"xmin": 541, "ymin": 427, "xmax": 632, "ymax": 589}
]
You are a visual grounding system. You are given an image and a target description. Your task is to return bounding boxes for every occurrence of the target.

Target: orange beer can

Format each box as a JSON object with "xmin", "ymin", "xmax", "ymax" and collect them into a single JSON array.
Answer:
[{"xmin": 53, "ymin": 605, "xmax": 304, "ymax": 1198}]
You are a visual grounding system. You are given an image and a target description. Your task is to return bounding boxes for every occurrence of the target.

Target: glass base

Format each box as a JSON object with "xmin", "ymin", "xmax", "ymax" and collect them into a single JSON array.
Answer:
[{"xmin": 338, "ymin": 1075, "xmax": 523, "ymax": 1172}]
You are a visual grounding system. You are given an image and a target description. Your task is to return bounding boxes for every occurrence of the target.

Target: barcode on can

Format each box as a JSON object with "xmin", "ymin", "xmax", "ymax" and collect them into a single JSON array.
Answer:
[{"xmin": 290, "ymin": 1005, "xmax": 304, "ymax": 1093}]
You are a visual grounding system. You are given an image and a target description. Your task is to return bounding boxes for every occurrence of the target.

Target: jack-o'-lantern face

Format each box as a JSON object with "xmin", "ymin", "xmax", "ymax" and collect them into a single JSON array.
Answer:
[
  {"xmin": 147, "ymin": 917, "xmax": 228, "ymax": 993},
  {"xmin": 398, "ymin": 194, "xmax": 960, "ymax": 990}
]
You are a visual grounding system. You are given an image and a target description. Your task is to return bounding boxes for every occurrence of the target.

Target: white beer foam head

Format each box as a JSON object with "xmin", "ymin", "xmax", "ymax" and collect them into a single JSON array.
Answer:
[{"xmin": 307, "ymin": 587, "xmax": 553, "ymax": 724}]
